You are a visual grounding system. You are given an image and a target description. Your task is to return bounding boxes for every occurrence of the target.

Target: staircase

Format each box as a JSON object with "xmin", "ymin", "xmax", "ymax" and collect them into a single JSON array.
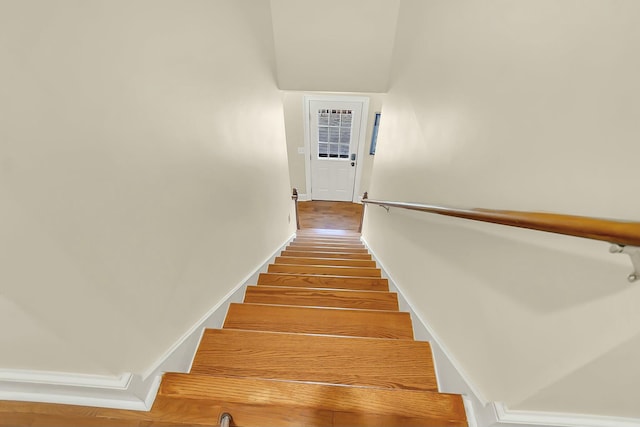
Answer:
[
  {"xmin": 0, "ymin": 229, "xmax": 468, "ymax": 426},
  {"xmin": 159, "ymin": 228, "xmax": 468, "ymax": 426}
]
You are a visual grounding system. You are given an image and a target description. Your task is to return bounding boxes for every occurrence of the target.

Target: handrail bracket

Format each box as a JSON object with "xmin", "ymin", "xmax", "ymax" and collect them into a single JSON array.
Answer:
[
  {"xmin": 610, "ymin": 244, "xmax": 640, "ymax": 283},
  {"xmin": 377, "ymin": 204, "xmax": 390, "ymax": 213}
]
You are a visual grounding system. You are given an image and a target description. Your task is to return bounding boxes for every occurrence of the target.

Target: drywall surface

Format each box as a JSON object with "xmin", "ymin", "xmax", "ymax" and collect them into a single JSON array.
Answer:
[
  {"xmin": 0, "ymin": 0, "xmax": 294, "ymax": 375},
  {"xmin": 270, "ymin": 0, "xmax": 400, "ymax": 92},
  {"xmin": 363, "ymin": 0, "xmax": 640, "ymax": 419},
  {"xmin": 283, "ymin": 91, "xmax": 382, "ymax": 198}
]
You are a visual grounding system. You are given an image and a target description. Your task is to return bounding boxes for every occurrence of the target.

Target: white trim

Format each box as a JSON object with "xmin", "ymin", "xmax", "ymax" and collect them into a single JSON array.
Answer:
[
  {"xmin": 494, "ymin": 403, "xmax": 640, "ymax": 427},
  {"xmin": 352, "ymin": 99, "xmax": 370, "ymax": 203},
  {"xmin": 298, "ymin": 193, "xmax": 310, "ymax": 201},
  {"xmin": 141, "ymin": 375, "xmax": 162, "ymax": 410},
  {"xmin": 464, "ymin": 396, "xmax": 479, "ymax": 427},
  {"xmin": 361, "ymin": 235, "xmax": 498, "ymax": 427},
  {"xmin": 361, "ymin": 235, "xmax": 490, "ymax": 406},
  {"xmin": 0, "ymin": 233, "xmax": 296, "ymax": 411},
  {"xmin": 303, "ymin": 94, "xmax": 370, "ymax": 202},
  {"xmin": 303, "ymin": 96, "xmax": 312, "ymax": 200},
  {"xmin": 0, "ymin": 370, "xmax": 131, "ymax": 389},
  {"xmin": 141, "ymin": 231, "xmax": 296, "ymax": 380},
  {"xmin": 0, "ymin": 389, "xmax": 149, "ymax": 411}
]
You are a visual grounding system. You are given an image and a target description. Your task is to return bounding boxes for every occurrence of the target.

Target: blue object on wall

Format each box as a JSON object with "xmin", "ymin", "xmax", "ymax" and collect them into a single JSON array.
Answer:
[{"xmin": 370, "ymin": 112, "xmax": 381, "ymax": 155}]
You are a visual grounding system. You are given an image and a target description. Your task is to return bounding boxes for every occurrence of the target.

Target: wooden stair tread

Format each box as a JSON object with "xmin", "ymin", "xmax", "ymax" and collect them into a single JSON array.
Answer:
[
  {"xmin": 289, "ymin": 242, "xmax": 365, "ymax": 249},
  {"xmin": 268, "ymin": 264, "xmax": 381, "ymax": 277},
  {"xmin": 191, "ymin": 329, "xmax": 437, "ymax": 391},
  {"xmin": 258, "ymin": 272, "xmax": 389, "ymax": 291},
  {"xmin": 275, "ymin": 256, "xmax": 376, "ymax": 268},
  {"xmin": 160, "ymin": 374, "xmax": 467, "ymax": 427},
  {"xmin": 244, "ymin": 285, "xmax": 399, "ymax": 310},
  {"xmin": 293, "ymin": 239, "xmax": 363, "ymax": 246},
  {"xmin": 281, "ymin": 250, "xmax": 372, "ymax": 260},
  {"xmin": 223, "ymin": 303, "xmax": 413, "ymax": 339},
  {"xmin": 286, "ymin": 245, "xmax": 370, "ymax": 253},
  {"xmin": 292, "ymin": 237, "xmax": 364, "ymax": 247}
]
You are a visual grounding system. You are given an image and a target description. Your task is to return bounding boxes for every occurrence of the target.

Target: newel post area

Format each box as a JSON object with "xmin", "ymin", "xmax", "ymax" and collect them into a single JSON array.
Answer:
[
  {"xmin": 358, "ymin": 192, "xmax": 368, "ymax": 233},
  {"xmin": 292, "ymin": 188, "xmax": 300, "ymax": 230}
]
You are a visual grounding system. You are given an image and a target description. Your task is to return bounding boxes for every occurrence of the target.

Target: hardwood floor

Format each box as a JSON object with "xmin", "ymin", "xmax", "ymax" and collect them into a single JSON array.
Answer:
[{"xmin": 297, "ymin": 200, "xmax": 363, "ymax": 230}]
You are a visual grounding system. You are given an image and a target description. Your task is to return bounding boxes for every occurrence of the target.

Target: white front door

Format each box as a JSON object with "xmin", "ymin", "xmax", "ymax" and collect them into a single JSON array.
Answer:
[{"xmin": 308, "ymin": 99, "xmax": 363, "ymax": 201}]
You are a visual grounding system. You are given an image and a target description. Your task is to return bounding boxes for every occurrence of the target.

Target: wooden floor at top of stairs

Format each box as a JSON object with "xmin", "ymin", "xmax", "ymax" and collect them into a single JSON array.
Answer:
[
  {"xmin": 160, "ymin": 373, "xmax": 467, "ymax": 427},
  {"xmin": 223, "ymin": 303, "xmax": 414, "ymax": 339},
  {"xmin": 296, "ymin": 226, "xmax": 361, "ymax": 236},
  {"xmin": 257, "ymin": 272, "xmax": 389, "ymax": 291},
  {"xmin": 191, "ymin": 329, "xmax": 437, "ymax": 391},
  {"xmin": 243, "ymin": 285, "xmax": 399, "ymax": 310}
]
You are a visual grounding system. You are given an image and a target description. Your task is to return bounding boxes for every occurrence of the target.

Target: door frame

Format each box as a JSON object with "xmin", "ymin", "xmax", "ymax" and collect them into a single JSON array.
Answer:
[{"xmin": 303, "ymin": 94, "xmax": 370, "ymax": 203}]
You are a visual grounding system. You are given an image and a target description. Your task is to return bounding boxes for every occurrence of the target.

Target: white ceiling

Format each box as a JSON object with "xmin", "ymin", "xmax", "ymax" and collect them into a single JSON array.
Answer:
[{"xmin": 270, "ymin": 0, "xmax": 400, "ymax": 93}]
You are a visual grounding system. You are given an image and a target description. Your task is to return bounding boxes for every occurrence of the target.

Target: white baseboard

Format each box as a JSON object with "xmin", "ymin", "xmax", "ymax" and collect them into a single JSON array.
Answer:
[
  {"xmin": 0, "ymin": 371, "xmax": 155, "ymax": 411},
  {"xmin": 493, "ymin": 403, "xmax": 640, "ymax": 427},
  {"xmin": 298, "ymin": 193, "xmax": 310, "ymax": 201},
  {"xmin": 361, "ymin": 236, "xmax": 640, "ymax": 427},
  {"xmin": 361, "ymin": 236, "xmax": 496, "ymax": 426},
  {"xmin": 0, "ymin": 232, "xmax": 296, "ymax": 411}
]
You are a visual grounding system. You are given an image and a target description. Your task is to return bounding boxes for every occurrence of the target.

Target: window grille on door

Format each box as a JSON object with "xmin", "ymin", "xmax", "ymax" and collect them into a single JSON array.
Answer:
[{"xmin": 317, "ymin": 109, "xmax": 352, "ymax": 159}]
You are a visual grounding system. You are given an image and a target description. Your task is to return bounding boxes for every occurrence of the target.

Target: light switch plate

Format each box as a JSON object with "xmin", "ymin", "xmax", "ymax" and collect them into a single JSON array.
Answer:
[{"xmin": 298, "ymin": 147, "xmax": 305, "ymax": 154}]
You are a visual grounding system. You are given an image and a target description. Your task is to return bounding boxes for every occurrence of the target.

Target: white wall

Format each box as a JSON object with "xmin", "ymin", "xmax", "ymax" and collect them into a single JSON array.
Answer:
[
  {"xmin": 270, "ymin": 0, "xmax": 400, "ymax": 92},
  {"xmin": 364, "ymin": 0, "xmax": 640, "ymax": 419},
  {"xmin": 283, "ymin": 91, "xmax": 382, "ymax": 199},
  {"xmin": 0, "ymin": 0, "xmax": 294, "ymax": 377}
]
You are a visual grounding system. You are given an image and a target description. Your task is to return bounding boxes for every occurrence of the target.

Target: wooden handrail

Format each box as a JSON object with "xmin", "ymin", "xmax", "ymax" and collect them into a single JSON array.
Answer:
[{"xmin": 361, "ymin": 197, "xmax": 640, "ymax": 247}]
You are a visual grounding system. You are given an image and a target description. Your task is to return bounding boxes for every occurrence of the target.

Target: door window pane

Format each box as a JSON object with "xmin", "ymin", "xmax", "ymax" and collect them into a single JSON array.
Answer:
[
  {"xmin": 318, "ymin": 126, "xmax": 329, "ymax": 142},
  {"xmin": 329, "ymin": 143, "xmax": 339, "ymax": 158},
  {"xmin": 317, "ymin": 108, "xmax": 353, "ymax": 159},
  {"xmin": 318, "ymin": 142, "xmax": 328, "ymax": 157},
  {"xmin": 319, "ymin": 109, "xmax": 329, "ymax": 126},
  {"xmin": 339, "ymin": 128, "xmax": 351, "ymax": 143},
  {"xmin": 329, "ymin": 110, "xmax": 341, "ymax": 126},
  {"xmin": 329, "ymin": 127, "xmax": 340, "ymax": 143}
]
